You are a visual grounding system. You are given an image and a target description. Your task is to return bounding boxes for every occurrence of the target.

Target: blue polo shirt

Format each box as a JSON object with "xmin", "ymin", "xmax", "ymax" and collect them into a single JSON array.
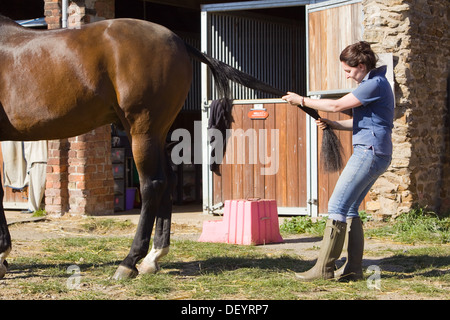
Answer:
[{"xmin": 352, "ymin": 65, "xmax": 394, "ymax": 158}]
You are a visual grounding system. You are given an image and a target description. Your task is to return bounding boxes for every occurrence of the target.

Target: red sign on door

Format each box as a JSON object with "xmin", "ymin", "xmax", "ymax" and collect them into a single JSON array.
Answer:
[{"xmin": 248, "ymin": 109, "xmax": 269, "ymax": 120}]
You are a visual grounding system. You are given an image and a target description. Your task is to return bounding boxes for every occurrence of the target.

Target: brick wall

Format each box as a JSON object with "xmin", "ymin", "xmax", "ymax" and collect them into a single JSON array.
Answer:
[
  {"xmin": 44, "ymin": 0, "xmax": 115, "ymax": 216},
  {"xmin": 44, "ymin": 0, "xmax": 61, "ymax": 29},
  {"xmin": 67, "ymin": 126, "xmax": 114, "ymax": 215},
  {"xmin": 45, "ymin": 139, "xmax": 69, "ymax": 214}
]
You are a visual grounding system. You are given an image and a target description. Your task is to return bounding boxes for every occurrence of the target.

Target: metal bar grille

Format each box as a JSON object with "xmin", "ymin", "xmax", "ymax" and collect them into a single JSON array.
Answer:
[
  {"xmin": 181, "ymin": 36, "xmax": 201, "ymax": 112},
  {"xmin": 208, "ymin": 12, "xmax": 305, "ymax": 101}
]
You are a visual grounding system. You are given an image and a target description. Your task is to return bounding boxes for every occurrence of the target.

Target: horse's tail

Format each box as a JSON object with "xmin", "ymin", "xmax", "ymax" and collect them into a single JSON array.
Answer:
[{"xmin": 184, "ymin": 42, "xmax": 343, "ymax": 173}]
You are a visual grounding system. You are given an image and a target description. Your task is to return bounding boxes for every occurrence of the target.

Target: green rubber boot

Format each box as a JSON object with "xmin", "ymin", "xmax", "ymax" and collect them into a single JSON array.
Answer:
[
  {"xmin": 335, "ymin": 217, "xmax": 364, "ymax": 281},
  {"xmin": 295, "ymin": 219, "xmax": 347, "ymax": 281}
]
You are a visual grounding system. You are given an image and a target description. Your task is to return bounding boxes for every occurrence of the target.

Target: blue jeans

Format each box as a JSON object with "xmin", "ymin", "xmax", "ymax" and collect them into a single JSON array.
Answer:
[{"xmin": 328, "ymin": 145, "xmax": 391, "ymax": 222}]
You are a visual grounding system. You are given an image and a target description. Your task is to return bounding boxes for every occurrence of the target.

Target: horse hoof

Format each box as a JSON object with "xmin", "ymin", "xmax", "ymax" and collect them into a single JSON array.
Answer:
[
  {"xmin": 138, "ymin": 246, "xmax": 169, "ymax": 275},
  {"xmin": 0, "ymin": 264, "xmax": 6, "ymax": 279},
  {"xmin": 112, "ymin": 265, "xmax": 138, "ymax": 280},
  {"xmin": 138, "ymin": 261, "xmax": 159, "ymax": 275}
]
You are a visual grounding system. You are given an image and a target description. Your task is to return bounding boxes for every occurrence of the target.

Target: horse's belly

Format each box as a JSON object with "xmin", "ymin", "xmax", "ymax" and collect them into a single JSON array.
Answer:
[{"xmin": 0, "ymin": 100, "xmax": 116, "ymax": 141}]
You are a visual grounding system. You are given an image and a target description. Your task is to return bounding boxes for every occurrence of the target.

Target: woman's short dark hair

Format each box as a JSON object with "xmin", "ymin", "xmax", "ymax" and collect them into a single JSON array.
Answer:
[{"xmin": 340, "ymin": 41, "xmax": 378, "ymax": 71}]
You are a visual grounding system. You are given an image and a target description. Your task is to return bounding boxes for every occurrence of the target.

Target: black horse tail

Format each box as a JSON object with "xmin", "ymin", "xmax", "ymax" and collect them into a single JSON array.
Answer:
[{"xmin": 185, "ymin": 43, "xmax": 343, "ymax": 173}]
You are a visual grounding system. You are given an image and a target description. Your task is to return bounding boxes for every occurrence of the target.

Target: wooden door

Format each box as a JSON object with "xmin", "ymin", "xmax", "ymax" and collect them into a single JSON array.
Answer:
[
  {"xmin": 212, "ymin": 102, "xmax": 309, "ymax": 214},
  {"xmin": 307, "ymin": 0, "xmax": 363, "ymax": 95},
  {"xmin": 307, "ymin": 0, "xmax": 367, "ymax": 214}
]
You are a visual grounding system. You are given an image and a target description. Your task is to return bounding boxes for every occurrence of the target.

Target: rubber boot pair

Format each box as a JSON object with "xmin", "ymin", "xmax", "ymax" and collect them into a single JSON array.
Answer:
[{"xmin": 295, "ymin": 217, "xmax": 364, "ymax": 281}]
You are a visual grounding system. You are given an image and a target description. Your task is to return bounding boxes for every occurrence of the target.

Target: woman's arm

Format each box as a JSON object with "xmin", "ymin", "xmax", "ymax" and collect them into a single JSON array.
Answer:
[
  {"xmin": 282, "ymin": 92, "xmax": 362, "ymax": 113},
  {"xmin": 316, "ymin": 118, "xmax": 353, "ymax": 131}
]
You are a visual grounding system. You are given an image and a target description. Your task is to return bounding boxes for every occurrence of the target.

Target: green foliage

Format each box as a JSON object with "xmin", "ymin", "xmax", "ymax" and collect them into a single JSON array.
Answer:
[
  {"xmin": 367, "ymin": 207, "xmax": 450, "ymax": 244},
  {"xmin": 280, "ymin": 216, "xmax": 326, "ymax": 236},
  {"xmin": 280, "ymin": 208, "xmax": 449, "ymax": 244},
  {"xmin": 31, "ymin": 209, "xmax": 46, "ymax": 217}
]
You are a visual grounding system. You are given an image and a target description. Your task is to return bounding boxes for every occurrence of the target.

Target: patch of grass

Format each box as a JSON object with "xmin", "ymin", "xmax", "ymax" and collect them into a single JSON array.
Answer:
[
  {"xmin": 280, "ymin": 216, "xmax": 326, "ymax": 236},
  {"xmin": 366, "ymin": 208, "xmax": 450, "ymax": 244},
  {"xmin": 131, "ymin": 273, "xmax": 178, "ymax": 299},
  {"xmin": 32, "ymin": 209, "xmax": 47, "ymax": 217},
  {"xmin": 81, "ymin": 218, "xmax": 134, "ymax": 233},
  {"xmin": 42, "ymin": 237, "xmax": 132, "ymax": 265},
  {"xmin": 18, "ymin": 278, "xmax": 69, "ymax": 295}
]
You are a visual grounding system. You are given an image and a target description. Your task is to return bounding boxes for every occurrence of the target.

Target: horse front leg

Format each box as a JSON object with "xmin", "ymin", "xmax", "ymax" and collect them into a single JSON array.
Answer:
[
  {"xmin": 112, "ymin": 135, "xmax": 170, "ymax": 280},
  {"xmin": 0, "ymin": 182, "xmax": 12, "ymax": 279}
]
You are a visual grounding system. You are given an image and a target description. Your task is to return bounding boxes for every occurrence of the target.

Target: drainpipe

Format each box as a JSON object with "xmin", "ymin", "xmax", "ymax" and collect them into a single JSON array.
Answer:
[{"xmin": 62, "ymin": 0, "xmax": 68, "ymax": 28}]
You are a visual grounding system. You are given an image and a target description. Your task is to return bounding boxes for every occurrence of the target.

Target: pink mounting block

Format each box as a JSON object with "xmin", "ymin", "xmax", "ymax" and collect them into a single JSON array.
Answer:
[{"xmin": 198, "ymin": 199, "xmax": 283, "ymax": 245}]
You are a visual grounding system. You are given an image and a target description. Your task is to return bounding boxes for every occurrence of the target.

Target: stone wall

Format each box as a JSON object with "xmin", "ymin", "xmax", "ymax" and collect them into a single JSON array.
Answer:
[
  {"xmin": 68, "ymin": 0, "xmax": 115, "ymax": 25},
  {"xmin": 363, "ymin": 0, "xmax": 450, "ymax": 217}
]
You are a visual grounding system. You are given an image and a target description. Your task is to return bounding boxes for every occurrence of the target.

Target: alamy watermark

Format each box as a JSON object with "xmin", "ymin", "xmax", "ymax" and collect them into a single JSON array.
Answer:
[
  {"xmin": 170, "ymin": 121, "xmax": 280, "ymax": 175},
  {"xmin": 366, "ymin": 265, "xmax": 382, "ymax": 290},
  {"xmin": 66, "ymin": 265, "xmax": 81, "ymax": 290}
]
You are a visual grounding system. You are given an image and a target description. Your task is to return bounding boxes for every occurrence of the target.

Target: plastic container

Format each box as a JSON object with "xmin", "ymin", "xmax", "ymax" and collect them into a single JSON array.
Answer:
[{"xmin": 198, "ymin": 199, "xmax": 283, "ymax": 245}]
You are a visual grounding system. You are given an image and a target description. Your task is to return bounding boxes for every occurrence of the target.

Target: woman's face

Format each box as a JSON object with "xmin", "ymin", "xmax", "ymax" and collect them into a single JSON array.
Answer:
[{"xmin": 341, "ymin": 61, "xmax": 368, "ymax": 84}]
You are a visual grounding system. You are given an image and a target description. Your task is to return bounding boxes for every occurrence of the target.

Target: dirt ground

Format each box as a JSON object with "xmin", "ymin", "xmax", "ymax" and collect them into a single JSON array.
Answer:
[{"xmin": 1, "ymin": 206, "xmax": 448, "ymax": 300}]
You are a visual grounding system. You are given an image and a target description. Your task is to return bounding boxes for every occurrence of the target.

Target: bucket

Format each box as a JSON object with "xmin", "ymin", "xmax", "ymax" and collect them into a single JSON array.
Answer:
[{"xmin": 126, "ymin": 188, "xmax": 136, "ymax": 210}]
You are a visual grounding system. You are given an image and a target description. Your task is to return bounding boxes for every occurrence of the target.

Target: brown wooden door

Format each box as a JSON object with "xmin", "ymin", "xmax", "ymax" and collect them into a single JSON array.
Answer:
[
  {"xmin": 307, "ymin": 0, "xmax": 363, "ymax": 95},
  {"xmin": 213, "ymin": 102, "xmax": 309, "ymax": 213},
  {"xmin": 307, "ymin": 0, "xmax": 368, "ymax": 214}
]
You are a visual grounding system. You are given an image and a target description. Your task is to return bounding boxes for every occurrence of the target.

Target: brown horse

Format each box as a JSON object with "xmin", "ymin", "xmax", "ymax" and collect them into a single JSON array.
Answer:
[
  {"xmin": 0, "ymin": 15, "xmax": 270, "ymax": 280},
  {"xmin": 0, "ymin": 15, "xmax": 343, "ymax": 280}
]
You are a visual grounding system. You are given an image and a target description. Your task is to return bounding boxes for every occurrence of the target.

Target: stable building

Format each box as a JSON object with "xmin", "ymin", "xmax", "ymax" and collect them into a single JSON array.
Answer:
[{"xmin": 0, "ymin": 0, "xmax": 448, "ymax": 219}]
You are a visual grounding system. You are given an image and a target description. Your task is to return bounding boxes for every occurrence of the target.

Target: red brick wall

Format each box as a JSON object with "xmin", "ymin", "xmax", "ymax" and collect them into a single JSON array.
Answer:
[
  {"xmin": 44, "ymin": 0, "xmax": 61, "ymax": 29},
  {"xmin": 44, "ymin": 0, "xmax": 115, "ymax": 216},
  {"xmin": 67, "ymin": 126, "xmax": 114, "ymax": 215},
  {"xmin": 45, "ymin": 139, "xmax": 69, "ymax": 214}
]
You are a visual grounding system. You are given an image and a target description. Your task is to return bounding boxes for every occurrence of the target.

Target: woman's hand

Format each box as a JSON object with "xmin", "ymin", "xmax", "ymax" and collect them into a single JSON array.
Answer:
[
  {"xmin": 282, "ymin": 92, "xmax": 304, "ymax": 106},
  {"xmin": 316, "ymin": 118, "xmax": 353, "ymax": 131},
  {"xmin": 316, "ymin": 118, "xmax": 333, "ymax": 130}
]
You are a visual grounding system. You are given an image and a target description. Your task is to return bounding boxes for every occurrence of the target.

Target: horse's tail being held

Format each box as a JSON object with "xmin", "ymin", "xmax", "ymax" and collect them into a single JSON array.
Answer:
[{"xmin": 184, "ymin": 43, "xmax": 344, "ymax": 173}]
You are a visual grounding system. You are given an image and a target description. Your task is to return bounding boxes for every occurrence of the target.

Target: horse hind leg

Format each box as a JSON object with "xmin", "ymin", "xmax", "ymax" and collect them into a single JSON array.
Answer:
[
  {"xmin": 138, "ymin": 155, "xmax": 175, "ymax": 274},
  {"xmin": 113, "ymin": 134, "xmax": 173, "ymax": 280}
]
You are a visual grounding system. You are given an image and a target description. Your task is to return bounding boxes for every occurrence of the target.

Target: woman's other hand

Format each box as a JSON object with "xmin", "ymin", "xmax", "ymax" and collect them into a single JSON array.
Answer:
[{"xmin": 316, "ymin": 118, "xmax": 334, "ymax": 130}]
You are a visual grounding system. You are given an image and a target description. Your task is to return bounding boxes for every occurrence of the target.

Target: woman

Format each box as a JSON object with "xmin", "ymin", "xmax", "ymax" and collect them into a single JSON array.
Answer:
[{"xmin": 282, "ymin": 41, "xmax": 394, "ymax": 281}]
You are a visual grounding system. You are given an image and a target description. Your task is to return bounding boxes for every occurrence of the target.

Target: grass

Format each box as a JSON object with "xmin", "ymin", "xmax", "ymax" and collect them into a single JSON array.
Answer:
[
  {"xmin": 4, "ymin": 235, "xmax": 449, "ymax": 300},
  {"xmin": 366, "ymin": 208, "xmax": 450, "ymax": 244},
  {"xmin": 2, "ymin": 209, "xmax": 449, "ymax": 300},
  {"xmin": 80, "ymin": 218, "xmax": 134, "ymax": 233},
  {"xmin": 279, "ymin": 216, "xmax": 326, "ymax": 235},
  {"xmin": 31, "ymin": 209, "xmax": 47, "ymax": 217}
]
